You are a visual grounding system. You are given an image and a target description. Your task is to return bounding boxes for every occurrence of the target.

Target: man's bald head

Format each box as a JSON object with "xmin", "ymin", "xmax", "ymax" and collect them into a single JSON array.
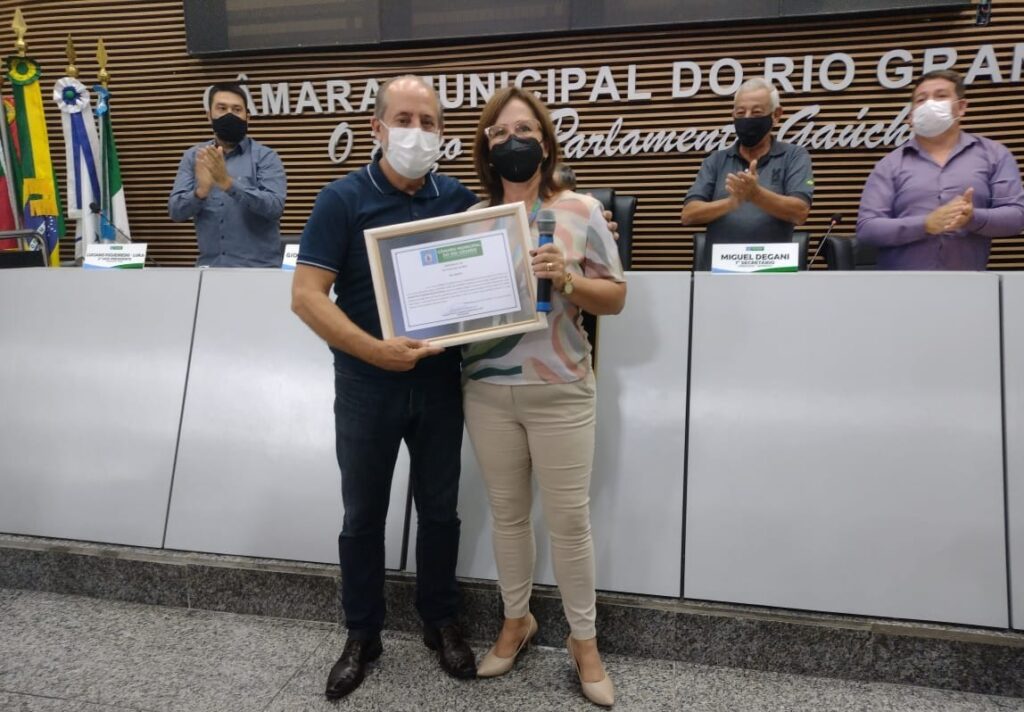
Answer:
[{"xmin": 375, "ymin": 75, "xmax": 443, "ymax": 129}]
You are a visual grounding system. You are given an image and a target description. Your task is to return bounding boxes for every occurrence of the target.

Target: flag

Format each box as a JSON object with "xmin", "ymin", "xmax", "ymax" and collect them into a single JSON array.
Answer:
[
  {"xmin": 0, "ymin": 128, "xmax": 16, "ymax": 248},
  {"xmin": 0, "ymin": 153, "xmax": 15, "ymax": 231},
  {"xmin": 54, "ymin": 76, "xmax": 100, "ymax": 260},
  {"xmin": 0, "ymin": 96, "xmax": 19, "ymax": 250},
  {"xmin": 6, "ymin": 54, "xmax": 64, "ymax": 266},
  {"xmin": 93, "ymin": 85, "xmax": 129, "ymax": 242}
]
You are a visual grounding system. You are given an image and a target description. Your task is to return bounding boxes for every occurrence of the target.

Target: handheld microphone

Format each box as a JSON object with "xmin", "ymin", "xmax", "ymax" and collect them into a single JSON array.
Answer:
[
  {"xmin": 536, "ymin": 209, "xmax": 556, "ymax": 313},
  {"xmin": 807, "ymin": 213, "xmax": 843, "ymax": 270}
]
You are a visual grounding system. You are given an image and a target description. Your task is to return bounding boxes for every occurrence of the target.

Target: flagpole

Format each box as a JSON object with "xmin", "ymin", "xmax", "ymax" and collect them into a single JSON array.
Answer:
[
  {"xmin": 9, "ymin": 8, "xmax": 64, "ymax": 266},
  {"xmin": 0, "ymin": 80, "xmax": 22, "ymax": 231},
  {"xmin": 96, "ymin": 38, "xmax": 109, "ymax": 233},
  {"xmin": 64, "ymin": 33, "xmax": 85, "ymax": 261},
  {"xmin": 1, "ymin": 8, "xmax": 26, "ymax": 231}
]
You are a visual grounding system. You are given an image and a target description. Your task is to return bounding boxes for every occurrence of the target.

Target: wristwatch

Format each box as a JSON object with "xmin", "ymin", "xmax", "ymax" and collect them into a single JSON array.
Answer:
[{"xmin": 561, "ymin": 271, "xmax": 575, "ymax": 295}]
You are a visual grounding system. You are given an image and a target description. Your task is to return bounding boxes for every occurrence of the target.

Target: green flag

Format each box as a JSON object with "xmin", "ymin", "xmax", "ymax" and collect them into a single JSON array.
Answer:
[{"xmin": 95, "ymin": 85, "xmax": 129, "ymax": 241}]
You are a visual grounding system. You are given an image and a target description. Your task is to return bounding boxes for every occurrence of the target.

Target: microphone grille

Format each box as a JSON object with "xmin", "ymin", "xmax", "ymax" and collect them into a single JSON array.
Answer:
[{"xmin": 536, "ymin": 209, "xmax": 557, "ymax": 233}]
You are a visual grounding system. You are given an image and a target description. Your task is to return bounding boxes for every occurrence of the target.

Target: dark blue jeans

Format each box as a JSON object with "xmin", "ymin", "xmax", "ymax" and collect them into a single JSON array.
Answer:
[{"xmin": 333, "ymin": 369, "xmax": 463, "ymax": 640}]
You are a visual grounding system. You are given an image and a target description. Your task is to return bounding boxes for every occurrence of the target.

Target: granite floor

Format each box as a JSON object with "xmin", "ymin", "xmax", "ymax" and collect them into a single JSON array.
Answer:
[{"xmin": 0, "ymin": 588, "xmax": 1022, "ymax": 712}]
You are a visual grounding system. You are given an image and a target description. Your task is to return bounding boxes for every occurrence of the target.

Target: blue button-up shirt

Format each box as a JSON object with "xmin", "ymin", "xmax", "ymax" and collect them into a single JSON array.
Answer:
[
  {"xmin": 168, "ymin": 137, "xmax": 287, "ymax": 267},
  {"xmin": 857, "ymin": 132, "xmax": 1024, "ymax": 270}
]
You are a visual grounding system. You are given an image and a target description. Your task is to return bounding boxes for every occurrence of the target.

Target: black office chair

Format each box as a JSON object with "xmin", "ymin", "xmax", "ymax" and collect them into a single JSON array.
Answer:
[
  {"xmin": 692, "ymin": 233, "xmax": 710, "ymax": 271},
  {"xmin": 793, "ymin": 231, "xmax": 809, "ymax": 270},
  {"xmin": 0, "ymin": 229, "xmax": 48, "ymax": 269},
  {"xmin": 279, "ymin": 235, "xmax": 302, "ymax": 260},
  {"xmin": 693, "ymin": 231, "xmax": 809, "ymax": 271},
  {"xmin": 572, "ymin": 187, "xmax": 635, "ymax": 268},
  {"xmin": 613, "ymin": 194, "xmax": 636, "ymax": 270},
  {"xmin": 577, "ymin": 188, "xmax": 636, "ymax": 368},
  {"xmin": 0, "ymin": 230, "xmax": 48, "ymax": 268},
  {"xmin": 823, "ymin": 236, "xmax": 853, "ymax": 270},
  {"xmin": 587, "ymin": 188, "xmax": 614, "ymax": 215},
  {"xmin": 852, "ymin": 239, "xmax": 879, "ymax": 269},
  {"xmin": 823, "ymin": 237, "xmax": 878, "ymax": 270},
  {"xmin": 0, "ymin": 249, "xmax": 46, "ymax": 268}
]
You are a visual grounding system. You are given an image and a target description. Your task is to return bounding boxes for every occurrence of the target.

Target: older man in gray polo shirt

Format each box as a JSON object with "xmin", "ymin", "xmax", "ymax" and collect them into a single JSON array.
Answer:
[{"xmin": 681, "ymin": 78, "xmax": 813, "ymax": 247}]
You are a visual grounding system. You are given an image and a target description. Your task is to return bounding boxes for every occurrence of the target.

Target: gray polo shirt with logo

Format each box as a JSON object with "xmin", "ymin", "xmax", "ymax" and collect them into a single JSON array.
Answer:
[{"xmin": 684, "ymin": 139, "xmax": 814, "ymax": 244}]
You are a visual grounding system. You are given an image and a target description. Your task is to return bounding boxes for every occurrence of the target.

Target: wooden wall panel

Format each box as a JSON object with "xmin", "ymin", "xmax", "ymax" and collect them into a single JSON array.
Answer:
[{"xmin": 2, "ymin": 0, "xmax": 1023, "ymax": 268}]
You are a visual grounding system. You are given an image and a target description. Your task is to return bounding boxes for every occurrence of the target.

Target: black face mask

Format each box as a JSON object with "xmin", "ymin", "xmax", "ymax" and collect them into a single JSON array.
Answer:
[
  {"xmin": 211, "ymin": 113, "xmax": 248, "ymax": 144},
  {"xmin": 489, "ymin": 137, "xmax": 544, "ymax": 183},
  {"xmin": 733, "ymin": 115, "xmax": 773, "ymax": 148}
]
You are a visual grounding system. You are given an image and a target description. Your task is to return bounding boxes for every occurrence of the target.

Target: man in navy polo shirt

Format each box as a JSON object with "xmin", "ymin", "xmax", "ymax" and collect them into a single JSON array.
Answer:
[{"xmin": 291, "ymin": 75, "xmax": 478, "ymax": 699}]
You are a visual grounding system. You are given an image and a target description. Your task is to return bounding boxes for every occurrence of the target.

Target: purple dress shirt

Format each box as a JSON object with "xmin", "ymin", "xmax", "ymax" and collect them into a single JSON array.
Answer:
[{"xmin": 856, "ymin": 131, "xmax": 1024, "ymax": 270}]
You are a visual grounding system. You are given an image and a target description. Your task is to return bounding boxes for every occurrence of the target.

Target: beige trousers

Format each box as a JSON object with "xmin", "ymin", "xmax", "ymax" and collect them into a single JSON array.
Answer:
[{"xmin": 463, "ymin": 374, "xmax": 598, "ymax": 640}]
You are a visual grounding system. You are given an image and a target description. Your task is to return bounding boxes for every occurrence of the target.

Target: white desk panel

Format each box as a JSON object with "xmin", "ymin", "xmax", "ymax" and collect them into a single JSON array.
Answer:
[
  {"xmin": 686, "ymin": 272, "xmax": 1007, "ymax": 627},
  {"xmin": 164, "ymin": 270, "xmax": 408, "ymax": 566},
  {"xmin": 0, "ymin": 269, "xmax": 199, "ymax": 547},
  {"xmin": 1002, "ymin": 273, "xmax": 1024, "ymax": 631},
  {"xmin": 411, "ymin": 272, "xmax": 689, "ymax": 598}
]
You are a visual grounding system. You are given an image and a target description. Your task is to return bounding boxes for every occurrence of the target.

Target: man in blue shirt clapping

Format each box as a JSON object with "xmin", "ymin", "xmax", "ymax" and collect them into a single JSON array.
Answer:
[{"xmin": 169, "ymin": 81, "xmax": 287, "ymax": 267}]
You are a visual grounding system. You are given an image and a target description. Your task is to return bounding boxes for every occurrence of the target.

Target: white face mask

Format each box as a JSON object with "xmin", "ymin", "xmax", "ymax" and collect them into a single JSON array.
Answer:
[
  {"xmin": 379, "ymin": 122, "xmax": 441, "ymax": 179},
  {"xmin": 912, "ymin": 99, "xmax": 957, "ymax": 138}
]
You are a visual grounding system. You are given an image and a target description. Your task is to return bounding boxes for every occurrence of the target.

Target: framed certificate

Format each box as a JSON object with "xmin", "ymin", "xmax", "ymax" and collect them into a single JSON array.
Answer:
[{"xmin": 364, "ymin": 202, "xmax": 549, "ymax": 348}]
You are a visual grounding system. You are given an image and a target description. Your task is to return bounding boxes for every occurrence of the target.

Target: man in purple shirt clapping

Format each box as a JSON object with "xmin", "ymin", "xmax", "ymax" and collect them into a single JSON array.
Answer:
[{"xmin": 857, "ymin": 70, "xmax": 1024, "ymax": 270}]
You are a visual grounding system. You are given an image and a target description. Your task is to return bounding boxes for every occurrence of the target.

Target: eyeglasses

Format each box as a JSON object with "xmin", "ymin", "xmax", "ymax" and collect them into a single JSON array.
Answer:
[{"xmin": 484, "ymin": 119, "xmax": 541, "ymax": 142}]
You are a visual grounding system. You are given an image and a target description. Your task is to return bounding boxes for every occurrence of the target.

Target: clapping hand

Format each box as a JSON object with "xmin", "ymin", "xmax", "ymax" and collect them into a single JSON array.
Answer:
[
  {"xmin": 725, "ymin": 158, "xmax": 760, "ymax": 203},
  {"xmin": 925, "ymin": 188, "xmax": 974, "ymax": 235},
  {"xmin": 194, "ymin": 152, "xmax": 214, "ymax": 199},
  {"xmin": 943, "ymin": 188, "xmax": 974, "ymax": 232},
  {"xmin": 196, "ymin": 145, "xmax": 232, "ymax": 192}
]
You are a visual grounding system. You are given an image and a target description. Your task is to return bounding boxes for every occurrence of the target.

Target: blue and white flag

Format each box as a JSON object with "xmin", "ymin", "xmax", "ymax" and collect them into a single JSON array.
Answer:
[{"xmin": 54, "ymin": 76, "xmax": 101, "ymax": 260}]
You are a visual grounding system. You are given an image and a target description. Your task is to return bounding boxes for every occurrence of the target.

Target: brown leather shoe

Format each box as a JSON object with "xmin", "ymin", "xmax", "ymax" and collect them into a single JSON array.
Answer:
[
  {"xmin": 324, "ymin": 636, "xmax": 383, "ymax": 700},
  {"xmin": 424, "ymin": 623, "xmax": 477, "ymax": 679}
]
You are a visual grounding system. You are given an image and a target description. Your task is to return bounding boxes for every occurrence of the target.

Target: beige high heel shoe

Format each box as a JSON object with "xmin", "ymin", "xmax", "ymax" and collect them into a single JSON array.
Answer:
[
  {"xmin": 476, "ymin": 613, "xmax": 539, "ymax": 677},
  {"xmin": 568, "ymin": 635, "xmax": 615, "ymax": 707}
]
